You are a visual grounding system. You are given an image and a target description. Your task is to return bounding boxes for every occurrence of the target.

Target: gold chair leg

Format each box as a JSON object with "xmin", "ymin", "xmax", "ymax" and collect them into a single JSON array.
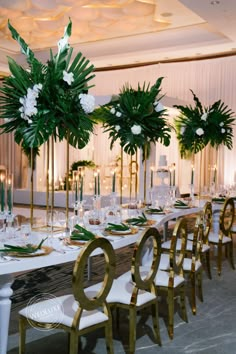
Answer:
[
  {"xmin": 151, "ymin": 302, "xmax": 162, "ymax": 346},
  {"xmin": 205, "ymin": 250, "xmax": 212, "ymax": 279},
  {"xmin": 105, "ymin": 321, "xmax": 114, "ymax": 354},
  {"xmin": 228, "ymin": 242, "xmax": 235, "ymax": 270},
  {"xmin": 19, "ymin": 316, "xmax": 27, "ymax": 354},
  {"xmin": 129, "ymin": 307, "xmax": 136, "ymax": 354},
  {"xmin": 69, "ymin": 331, "xmax": 79, "ymax": 354},
  {"xmin": 197, "ymin": 271, "xmax": 203, "ymax": 302},
  {"xmin": 217, "ymin": 243, "xmax": 222, "ymax": 276},
  {"xmin": 179, "ymin": 285, "xmax": 188, "ymax": 323},
  {"xmin": 167, "ymin": 288, "xmax": 174, "ymax": 340},
  {"xmin": 190, "ymin": 272, "xmax": 196, "ymax": 315}
]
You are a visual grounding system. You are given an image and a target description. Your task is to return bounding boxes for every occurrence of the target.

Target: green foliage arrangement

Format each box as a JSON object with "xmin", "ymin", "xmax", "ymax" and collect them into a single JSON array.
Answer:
[
  {"xmin": 174, "ymin": 90, "xmax": 235, "ymax": 158},
  {"xmin": 0, "ymin": 19, "xmax": 96, "ymax": 150},
  {"xmin": 70, "ymin": 160, "xmax": 96, "ymax": 171},
  {"xmin": 93, "ymin": 77, "xmax": 172, "ymax": 157}
]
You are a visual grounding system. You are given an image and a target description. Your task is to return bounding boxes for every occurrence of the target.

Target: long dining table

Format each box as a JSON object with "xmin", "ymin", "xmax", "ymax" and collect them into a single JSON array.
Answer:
[{"xmin": 0, "ymin": 204, "xmax": 204, "ymax": 354}]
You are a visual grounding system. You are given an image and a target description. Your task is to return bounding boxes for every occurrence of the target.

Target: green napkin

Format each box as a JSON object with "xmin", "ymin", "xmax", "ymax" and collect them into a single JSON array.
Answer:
[
  {"xmin": 146, "ymin": 207, "xmax": 164, "ymax": 213},
  {"xmin": 126, "ymin": 212, "xmax": 148, "ymax": 225},
  {"xmin": 0, "ymin": 237, "xmax": 47, "ymax": 254},
  {"xmin": 174, "ymin": 200, "xmax": 188, "ymax": 207},
  {"xmin": 105, "ymin": 223, "xmax": 130, "ymax": 232},
  {"xmin": 70, "ymin": 224, "xmax": 96, "ymax": 241}
]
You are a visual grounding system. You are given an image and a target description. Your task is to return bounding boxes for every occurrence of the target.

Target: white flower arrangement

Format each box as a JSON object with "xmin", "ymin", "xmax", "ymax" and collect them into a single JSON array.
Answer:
[{"xmin": 79, "ymin": 94, "xmax": 95, "ymax": 114}]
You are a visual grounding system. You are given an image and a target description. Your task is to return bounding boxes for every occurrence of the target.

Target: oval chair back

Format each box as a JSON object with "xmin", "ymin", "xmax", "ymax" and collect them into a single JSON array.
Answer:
[
  {"xmin": 73, "ymin": 237, "xmax": 116, "ymax": 312},
  {"xmin": 170, "ymin": 218, "xmax": 188, "ymax": 276},
  {"xmin": 131, "ymin": 227, "xmax": 162, "ymax": 291},
  {"xmin": 219, "ymin": 197, "xmax": 235, "ymax": 238},
  {"xmin": 202, "ymin": 201, "xmax": 212, "ymax": 244}
]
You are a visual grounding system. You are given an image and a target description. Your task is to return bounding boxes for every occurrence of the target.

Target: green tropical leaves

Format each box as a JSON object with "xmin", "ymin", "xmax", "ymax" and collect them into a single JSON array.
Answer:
[
  {"xmin": 93, "ymin": 77, "xmax": 171, "ymax": 156},
  {"xmin": 0, "ymin": 19, "xmax": 96, "ymax": 151},
  {"xmin": 174, "ymin": 90, "xmax": 235, "ymax": 158}
]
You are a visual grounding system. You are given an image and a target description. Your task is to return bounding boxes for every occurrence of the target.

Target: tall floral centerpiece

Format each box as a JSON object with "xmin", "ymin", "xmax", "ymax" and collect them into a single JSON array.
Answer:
[
  {"xmin": 0, "ymin": 19, "xmax": 96, "ymax": 223},
  {"xmin": 174, "ymin": 90, "xmax": 235, "ymax": 193},
  {"xmin": 94, "ymin": 77, "xmax": 172, "ymax": 202}
]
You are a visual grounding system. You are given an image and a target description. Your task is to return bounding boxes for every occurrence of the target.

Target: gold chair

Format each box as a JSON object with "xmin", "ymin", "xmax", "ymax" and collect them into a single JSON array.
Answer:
[
  {"xmin": 209, "ymin": 197, "xmax": 235, "ymax": 276},
  {"xmin": 183, "ymin": 215, "xmax": 203, "ymax": 315},
  {"xmin": 153, "ymin": 218, "xmax": 188, "ymax": 339},
  {"xmin": 19, "ymin": 237, "xmax": 116, "ymax": 354},
  {"xmin": 87, "ymin": 227, "xmax": 162, "ymax": 354},
  {"xmin": 188, "ymin": 202, "xmax": 213, "ymax": 279}
]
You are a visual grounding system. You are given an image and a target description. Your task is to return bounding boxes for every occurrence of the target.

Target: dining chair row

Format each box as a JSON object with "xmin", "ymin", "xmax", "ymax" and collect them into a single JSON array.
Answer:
[{"xmin": 18, "ymin": 198, "xmax": 235, "ymax": 354}]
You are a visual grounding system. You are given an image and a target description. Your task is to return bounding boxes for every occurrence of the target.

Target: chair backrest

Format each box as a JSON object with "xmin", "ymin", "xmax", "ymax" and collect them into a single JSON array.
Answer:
[
  {"xmin": 219, "ymin": 197, "xmax": 235, "ymax": 237},
  {"xmin": 72, "ymin": 237, "xmax": 115, "ymax": 311},
  {"xmin": 190, "ymin": 215, "xmax": 203, "ymax": 263},
  {"xmin": 201, "ymin": 201, "xmax": 212, "ymax": 244},
  {"xmin": 131, "ymin": 227, "xmax": 162, "ymax": 291},
  {"xmin": 170, "ymin": 218, "xmax": 187, "ymax": 275}
]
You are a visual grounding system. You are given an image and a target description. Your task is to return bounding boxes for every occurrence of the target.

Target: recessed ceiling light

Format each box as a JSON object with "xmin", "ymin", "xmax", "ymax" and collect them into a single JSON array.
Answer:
[{"xmin": 210, "ymin": 1, "xmax": 220, "ymax": 5}]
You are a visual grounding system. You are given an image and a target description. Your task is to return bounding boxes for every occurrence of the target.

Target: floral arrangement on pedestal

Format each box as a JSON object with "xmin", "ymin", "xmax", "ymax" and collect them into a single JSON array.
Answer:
[
  {"xmin": 94, "ymin": 77, "xmax": 171, "ymax": 158},
  {"xmin": 0, "ymin": 19, "xmax": 96, "ymax": 150},
  {"xmin": 174, "ymin": 90, "xmax": 235, "ymax": 158}
]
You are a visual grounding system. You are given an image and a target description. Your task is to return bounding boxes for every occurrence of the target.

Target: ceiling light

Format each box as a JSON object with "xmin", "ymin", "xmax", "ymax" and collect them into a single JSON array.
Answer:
[{"xmin": 210, "ymin": 1, "xmax": 220, "ymax": 5}]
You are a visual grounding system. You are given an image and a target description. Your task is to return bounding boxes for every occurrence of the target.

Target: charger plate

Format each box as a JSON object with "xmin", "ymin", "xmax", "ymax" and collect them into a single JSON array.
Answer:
[
  {"xmin": 105, "ymin": 227, "xmax": 139, "ymax": 236},
  {"xmin": 7, "ymin": 246, "xmax": 53, "ymax": 257}
]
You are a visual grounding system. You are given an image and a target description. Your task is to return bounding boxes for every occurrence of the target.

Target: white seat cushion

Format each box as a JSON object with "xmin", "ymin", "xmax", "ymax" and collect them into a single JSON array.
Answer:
[
  {"xmin": 19, "ymin": 294, "xmax": 108, "ymax": 330},
  {"xmin": 86, "ymin": 278, "xmax": 156, "ymax": 307},
  {"xmin": 162, "ymin": 239, "xmax": 193, "ymax": 252},
  {"xmin": 154, "ymin": 269, "xmax": 185, "ymax": 288},
  {"xmin": 183, "ymin": 258, "xmax": 202, "ymax": 271},
  {"xmin": 202, "ymin": 244, "xmax": 210, "ymax": 252},
  {"xmin": 208, "ymin": 232, "xmax": 232, "ymax": 244}
]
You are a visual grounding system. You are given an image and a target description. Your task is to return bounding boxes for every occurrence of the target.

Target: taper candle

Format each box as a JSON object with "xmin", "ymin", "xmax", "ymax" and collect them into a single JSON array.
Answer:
[
  {"xmin": 97, "ymin": 170, "xmax": 100, "ymax": 196},
  {"xmin": 7, "ymin": 178, "xmax": 12, "ymax": 214},
  {"xmin": 94, "ymin": 172, "xmax": 97, "ymax": 195},
  {"xmin": 112, "ymin": 171, "xmax": 116, "ymax": 193},
  {"xmin": 80, "ymin": 175, "xmax": 83, "ymax": 202},
  {"xmin": 191, "ymin": 165, "xmax": 194, "ymax": 185},
  {"xmin": 150, "ymin": 167, "xmax": 154, "ymax": 188},
  {"xmin": 0, "ymin": 174, "xmax": 4, "ymax": 213}
]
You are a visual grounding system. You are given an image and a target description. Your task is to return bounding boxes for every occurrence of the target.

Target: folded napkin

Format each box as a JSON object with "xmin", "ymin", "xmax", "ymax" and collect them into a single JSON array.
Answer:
[{"xmin": 174, "ymin": 200, "xmax": 189, "ymax": 207}]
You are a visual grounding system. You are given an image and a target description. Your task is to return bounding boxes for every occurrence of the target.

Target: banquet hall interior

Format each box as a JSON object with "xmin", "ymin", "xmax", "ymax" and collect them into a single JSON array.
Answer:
[{"xmin": 1, "ymin": 0, "xmax": 236, "ymax": 353}]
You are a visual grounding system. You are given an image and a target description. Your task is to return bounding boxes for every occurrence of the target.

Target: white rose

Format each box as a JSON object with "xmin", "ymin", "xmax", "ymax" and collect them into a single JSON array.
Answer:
[
  {"xmin": 110, "ymin": 108, "xmax": 115, "ymax": 114},
  {"xmin": 180, "ymin": 126, "xmax": 186, "ymax": 135},
  {"xmin": 116, "ymin": 112, "xmax": 122, "ymax": 117},
  {"xmin": 219, "ymin": 122, "xmax": 224, "ymax": 127},
  {"xmin": 131, "ymin": 124, "xmax": 142, "ymax": 135},
  {"xmin": 154, "ymin": 102, "xmax": 164, "ymax": 112},
  {"xmin": 221, "ymin": 128, "xmax": 226, "ymax": 133},
  {"xmin": 201, "ymin": 112, "xmax": 208, "ymax": 121},
  {"xmin": 115, "ymin": 125, "xmax": 120, "ymax": 132},
  {"xmin": 79, "ymin": 93, "xmax": 95, "ymax": 113},
  {"xmin": 196, "ymin": 128, "xmax": 204, "ymax": 136},
  {"xmin": 63, "ymin": 71, "xmax": 74, "ymax": 85}
]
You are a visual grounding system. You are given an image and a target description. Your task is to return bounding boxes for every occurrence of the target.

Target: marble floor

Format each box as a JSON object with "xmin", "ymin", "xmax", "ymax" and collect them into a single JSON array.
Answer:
[{"xmin": 7, "ymin": 243, "xmax": 236, "ymax": 354}]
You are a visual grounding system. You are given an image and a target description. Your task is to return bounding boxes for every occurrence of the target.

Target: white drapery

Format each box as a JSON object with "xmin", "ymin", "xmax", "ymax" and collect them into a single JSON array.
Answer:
[{"xmin": 1, "ymin": 55, "xmax": 236, "ymax": 194}]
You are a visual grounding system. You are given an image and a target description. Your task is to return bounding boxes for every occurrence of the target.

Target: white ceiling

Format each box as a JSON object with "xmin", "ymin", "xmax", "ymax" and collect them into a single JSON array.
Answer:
[{"xmin": 0, "ymin": 0, "xmax": 236, "ymax": 74}]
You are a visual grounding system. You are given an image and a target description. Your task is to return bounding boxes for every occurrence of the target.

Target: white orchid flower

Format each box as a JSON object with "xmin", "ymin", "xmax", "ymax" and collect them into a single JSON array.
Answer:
[
  {"xmin": 221, "ymin": 128, "xmax": 226, "ymax": 133},
  {"xmin": 115, "ymin": 125, "xmax": 120, "ymax": 132},
  {"xmin": 110, "ymin": 108, "xmax": 115, "ymax": 114},
  {"xmin": 196, "ymin": 128, "xmax": 204, "ymax": 136},
  {"xmin": 219, "ymin": 122, "xmax": 224, "ymax": 127},
  {"xmin": 180, "ymin": 126, "xmax": 186, "ymax": 135},
  {"xmin": 131, "ymin": 124, "xmax": 142, "ymax": 135},
  {"xmin": 116, "ymin": 112, "xmax": 122, "ymax": 117},
  {"xmin": 79, "ymin": 93, "xmax": 95, "ymax": 113},
  {"xmin": 63, "ymin": 71, "xmax": 74, "ymax": 85}
]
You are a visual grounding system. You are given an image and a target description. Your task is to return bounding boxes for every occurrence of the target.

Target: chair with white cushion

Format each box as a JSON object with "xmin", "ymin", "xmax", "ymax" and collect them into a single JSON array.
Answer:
[
  {"xmin": 208, "ymin": 197, "xmax": 235, "ymax": 276},
  {"xmin": 149, "ymin": 218, "xmax": 188, "ymax": 339},
  {"xmin": 188, "ymin": 201, "xmax": 212, "ymax": 279},
  {"xmin": 182, "ymin": 215, "xmax": 204, "ymax": 315},
  {"xmin": 19, "ymin": 237, "xmax": 116, "ymax": 354},
  {"xmin": 86, "ymin": 227, "xmax": 162, "ymax": 354}
]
